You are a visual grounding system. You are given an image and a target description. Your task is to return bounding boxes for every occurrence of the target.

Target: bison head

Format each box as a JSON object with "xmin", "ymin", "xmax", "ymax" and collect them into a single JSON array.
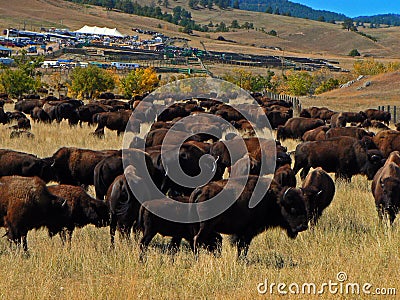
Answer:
[
  {"xmin": 278, "ymin": 187, "xmax": 308, "ymax": 238},
  {"xmin": 276, "ymin": 126, "xmax": 287, "ymax": 141},
  {"xmin": 362, "ymin": 150, "xmax": 384, "ymax": 180},
  {"xmin": 300, "ymin": 187, "xmax": 323, "ymax": 224},
  {"xmin": 379, "ymin": 177, "xmax": 400, "ymax": 223}
]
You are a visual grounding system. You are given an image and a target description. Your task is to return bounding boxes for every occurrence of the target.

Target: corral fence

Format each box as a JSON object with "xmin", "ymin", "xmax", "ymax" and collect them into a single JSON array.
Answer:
[
  {"xmin": 264, "ymin": 91, "xmax": 301, "ymax": 113},
  {"xmin": 377, "ymin": 105, "xmax": 399, "ymax": 123}
]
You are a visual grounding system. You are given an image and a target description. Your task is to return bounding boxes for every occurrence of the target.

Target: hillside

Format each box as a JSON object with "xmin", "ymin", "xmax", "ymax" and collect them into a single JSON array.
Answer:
[
  {"xmin": 1, "ymin": 0, "xmax": 400, "ymax": 61},
  {"xmin": 301, "ymin": 71, "xmax": 400, "ymax": 111}
]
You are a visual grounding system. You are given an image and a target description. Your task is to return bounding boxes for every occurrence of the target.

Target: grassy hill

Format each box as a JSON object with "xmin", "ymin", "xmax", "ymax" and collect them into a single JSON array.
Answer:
[
  {"xmin": 1, "ymin": 0, "xmax": 400, "ymax": 61},
  {"xmin": 301, "ymin": 71, "xmax": 400, "ymax": 111}
]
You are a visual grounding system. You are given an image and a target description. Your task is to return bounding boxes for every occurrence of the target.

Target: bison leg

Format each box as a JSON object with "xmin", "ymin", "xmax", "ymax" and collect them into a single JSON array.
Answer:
[
  {"xmin": 139, "ymin": 230, "xmax": 156, "ymax": 262},
  {"xmin": 110, "ymin": 214, "xmax": 117, "ymax": 248},
  {"xmin": 93, "ymin": 127, "xmax": 105, "ymax": 138},
  {"xmin": 168, "ymin": 237, "xmax": 182, "ymax": 254},
  {"xmin": 234, "ymin": 235, "xmax": 252, "ymax": 259}
]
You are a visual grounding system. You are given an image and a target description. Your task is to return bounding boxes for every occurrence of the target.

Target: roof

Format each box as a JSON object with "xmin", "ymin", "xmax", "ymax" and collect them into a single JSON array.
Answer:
[
  {"xmin": 0, "ymin": 45, "xmax": 12, "ymax": 52},
  {"xmin": 74, "ymin": 25, "xmax": 124, "ymax": 37}
]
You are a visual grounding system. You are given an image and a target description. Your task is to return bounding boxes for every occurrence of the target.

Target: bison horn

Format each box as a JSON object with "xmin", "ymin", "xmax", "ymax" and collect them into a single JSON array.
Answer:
[
  {"xmin": 61, "ymin": 199, "xmax": 67, "ymax": 207},
  {"xmin": 283, "ymin": 187, "xmax": 292, "ymax": 201},
  {"xmin": 317, "ymin": 190, "xmax": 323, "ymax": 196},
  {"xmin": 211, "ymin": 156, "xmax": 219, "ymax": 173}
]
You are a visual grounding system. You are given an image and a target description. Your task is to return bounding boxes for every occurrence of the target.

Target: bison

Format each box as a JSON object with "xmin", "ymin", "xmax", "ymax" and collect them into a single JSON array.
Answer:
[
  {"xmin": 325, "ymin": 127, "xmax": 374, "ymax": 140},
  {"xmin": 106, "ymin": 166, "xmax": 160, "ymax": 247},
  {"xmin": 0, "ymin": 176, "xmax": 68, "ymax": 252},
  {"xmin": 301, "ymin": 168, "xmax": 335, "ymax": 226},
  {"xmin": 50, "ymin": 147, "xmax": 119, "ymax": 186},
  {"xmin": 293, "ymin": 136, "xmax": 384, "ymax": 181},
  {"xmin": 372, "ymin": 130, "xmax": 400, "ymax": 157},
  {"xmin": 0, "ymin": 149, "xmax": 54, "ymax": 182},
  {"xmin": 371, "ymin": 151, "xmax": 400, "ymax": 225},
  {"xmin": 138, "ymin": 196, "xmax": 222, "ymax": 258},
  {"xmin": 277, "ymin": 117, "xmax": 324, "ymax": 141},
  {"xmin": 47, "ymin": 185, "xmax": 110, "ymax": 243},
  {"xmin": 364, "ymin": 109, "xmax": 391, "ymax": 125},
  {"xmin": 190, "ymin": 176, "xmax": 308, "ymax": 258}
]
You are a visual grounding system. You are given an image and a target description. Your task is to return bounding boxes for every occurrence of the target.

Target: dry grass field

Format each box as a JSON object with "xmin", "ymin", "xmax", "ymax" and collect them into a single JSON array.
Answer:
[{"xmin": 0, "ymin": 103, "xmax": 399, "ymax": 299}]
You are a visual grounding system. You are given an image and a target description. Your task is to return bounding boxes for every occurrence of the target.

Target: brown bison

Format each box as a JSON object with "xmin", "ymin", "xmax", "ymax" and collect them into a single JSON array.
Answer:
[
  {"xmin": 372, "ymin": 130, "xmax": 400, "ymax": 157},
  {"xmin": 277, "ymin": 117, "xmax": 325, "ymax": 141},
  {"xmin": 93, "ymin": 149, "xmax": 158, "ymax": 200},
  {"xmin": 293, "ymin": 136, "xmax": 384, "ymax": 181},
  {"xmin": 138, "ymin": 196, "xmax": 222, "ymax": 258},
  {"xmin": 106, "ymin": 166, "xmax": 160, "ymax": 247},
  {"xmin": 300, "ymin": 107, "xmax": 336, "ymax": 121},
  {"xmin": 50, "ymin": 147, "xmax": 119, "ymax": 186},
  {"xmin": 93, "ymin": 110, "xmax": 137, "ymax": 137},
  {"xmin": 0, "ymin": 176, "xmax": 67, "ymax": 252},
  {"xmin": 364, "ymin": 109, "xmax": 391, "ymax": 125},
  {"xmin": 302, "ymin": 126, "xmax": 329, "ymax": 141},
  {"xmin": 190, "ymin": 176, "xmax": 308, "ymax": 258},
  {"xmin": 371, "ymin": 151, "xmax": 400, "ymax": 225},
  {"xmin": 273, "ymin": 164, "xmax": 296, "ymax": 188},
  {"xmin": 301, "ymin": 168, "xmax": 335, "ymax": 226},
  {"xmin": 47, "ymin": 185, "xmax": 110, "ymax": 243},
  {"xmin": 0, "ymin": 149, "xmax": 54, "ymax": 182},
  {"xmin": 325, "ymin": 127, "xmax": 374, "ymax": 140}
]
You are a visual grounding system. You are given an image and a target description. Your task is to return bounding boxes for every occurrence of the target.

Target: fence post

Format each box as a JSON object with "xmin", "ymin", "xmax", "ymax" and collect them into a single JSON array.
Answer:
[
  {"xmin": 394, "ymin": 106, "xmax": 397, "ymax": 123},
  {"xmin": 388, "ymin": 105, "xmax": 390, "ymax": 115}
]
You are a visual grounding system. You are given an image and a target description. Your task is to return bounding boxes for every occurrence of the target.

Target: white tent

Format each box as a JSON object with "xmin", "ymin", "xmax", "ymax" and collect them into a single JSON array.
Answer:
[{"xmin": 74, "ymin": 25, "xmax": 124, "ymax": 37}]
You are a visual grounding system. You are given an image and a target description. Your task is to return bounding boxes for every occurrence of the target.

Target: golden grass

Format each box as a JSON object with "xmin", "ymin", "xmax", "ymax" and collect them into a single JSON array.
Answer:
[{"xmin": 0, "ymin": 106, "xmax": 399, "ymax": 299}]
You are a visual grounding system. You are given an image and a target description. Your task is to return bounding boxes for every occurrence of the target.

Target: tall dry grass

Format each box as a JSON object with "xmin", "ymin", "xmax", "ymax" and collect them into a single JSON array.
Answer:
[{"xmin": 0, "ymin": 106, "xmax": 399, "ymax": 299}]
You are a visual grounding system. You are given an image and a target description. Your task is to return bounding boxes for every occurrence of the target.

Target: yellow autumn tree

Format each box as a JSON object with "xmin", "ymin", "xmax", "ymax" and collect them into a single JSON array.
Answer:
[{"xmin": 120, "ymin": 67, "xmax": 159, "ymax": 98}]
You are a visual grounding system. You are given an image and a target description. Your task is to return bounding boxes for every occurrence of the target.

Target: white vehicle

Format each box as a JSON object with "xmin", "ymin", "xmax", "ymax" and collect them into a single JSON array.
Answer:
[
  {"xmin": 110, "ymin": 61, "xmax": 140, "ymax": 70},
  {"xmin": 42, "ymin": 60, "xmax": 60, "ymax": 68}
]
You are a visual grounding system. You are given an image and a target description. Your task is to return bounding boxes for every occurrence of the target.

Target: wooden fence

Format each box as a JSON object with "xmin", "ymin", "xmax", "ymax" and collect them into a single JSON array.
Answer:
[{"xmin": 264, "ymin": 91, "xmax": 301, "ymax": 113}]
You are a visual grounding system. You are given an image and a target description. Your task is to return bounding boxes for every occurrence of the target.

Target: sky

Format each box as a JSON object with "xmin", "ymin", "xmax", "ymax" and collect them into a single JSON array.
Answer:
[{"xmin": 291, "ymin": 1, "xmax": 400, "ymax": 17}]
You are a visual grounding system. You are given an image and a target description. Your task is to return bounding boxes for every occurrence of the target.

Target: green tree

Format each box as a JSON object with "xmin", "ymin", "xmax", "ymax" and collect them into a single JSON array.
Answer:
[
  {"xmin": 233, "ymin": 0, "xmax": 239, "ymax": 9},
  {"xmin": 349, "ymin": 49, "xmax": 361, "ymax": 57},
  {"xmin": 342, "ymin": 18, "xmax": 355, "ymax": 31},
  {"xmin": 69, "ymin": 65, "xmax": 115, "ymax": 99},
  {"xmin": 265, "ymin": 6, "xmax": 273, "ymax": 13},
  {"xmin": 318, "ymin": 16, "xmax": 325, "ymax": 22},
  {"xmin": 200, "ymin": 0, "xmax": 208, "ymax": 7},
  {"xmin": 0, "ymin": 68, "xmax": 38, "ymax": 98},
  {"xmin": 189, "ymin": 0, "xmax": 198, "ymax": 9},
  {"xmin": 230, "ymin": 20, "xmax": 240, "ymax": 28},
  {"xmin": 207, "ymin": 0, "xmax": 213, "ymax": 9},
  {"xmin": 0, "ymin": 50, "xmax": 43, "ymax": 97},
  {"xmin": 163, "ymin": 0, "xmax": 169, "ymax": 8}
]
